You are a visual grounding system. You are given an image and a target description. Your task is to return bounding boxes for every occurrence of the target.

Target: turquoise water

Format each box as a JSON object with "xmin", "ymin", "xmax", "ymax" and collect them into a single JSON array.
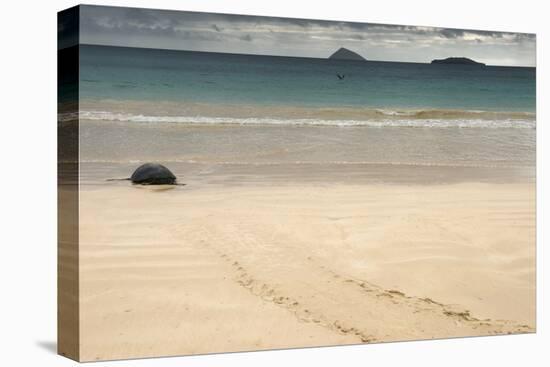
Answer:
[
  {"xmin": 79, "ymin": 45, "xmax": 536, "ymax": 114},
  {"xmin": 75, "ymin": 44, "xmax": 535, "ymax": 183}
]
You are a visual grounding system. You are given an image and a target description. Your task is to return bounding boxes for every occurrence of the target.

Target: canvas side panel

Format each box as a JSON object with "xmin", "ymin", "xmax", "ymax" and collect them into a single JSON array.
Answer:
[{"xmin": 57, "ymin": 5, "xmax": 80, "ymax": 362}]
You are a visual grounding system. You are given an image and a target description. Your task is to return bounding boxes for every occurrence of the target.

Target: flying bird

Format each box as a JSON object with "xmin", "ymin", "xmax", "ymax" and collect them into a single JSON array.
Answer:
[{"xmin": 336, "ymin": 73, "xmax": 345, "ymax": 80}]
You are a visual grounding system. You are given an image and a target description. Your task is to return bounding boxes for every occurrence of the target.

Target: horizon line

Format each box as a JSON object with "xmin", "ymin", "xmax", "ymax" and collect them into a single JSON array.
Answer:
[{"xmin": 71, "ymin": 43, "xmax": 535, "ymax": 68}]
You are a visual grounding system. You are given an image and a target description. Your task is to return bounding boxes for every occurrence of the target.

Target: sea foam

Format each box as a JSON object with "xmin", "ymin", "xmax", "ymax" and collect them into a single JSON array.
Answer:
[{"xmin": 74, "ymin": 110, "xmax": 536, "ymax": 129}]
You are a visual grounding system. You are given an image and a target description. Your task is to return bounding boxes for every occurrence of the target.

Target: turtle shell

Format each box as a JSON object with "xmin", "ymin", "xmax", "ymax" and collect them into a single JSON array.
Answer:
[{"xmin": 130, "ymin": 163, "xmax": 177, "ymax": 185}]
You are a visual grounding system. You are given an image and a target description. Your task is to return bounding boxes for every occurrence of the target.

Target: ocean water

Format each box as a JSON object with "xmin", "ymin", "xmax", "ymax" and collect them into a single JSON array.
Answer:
[
  {"xmin": 75, "ymin": 44, "xmax": 536, "ymax": 185},
  {"xmin": 79, "ymin": 45, "xmax": 535, "ymax": 113}
]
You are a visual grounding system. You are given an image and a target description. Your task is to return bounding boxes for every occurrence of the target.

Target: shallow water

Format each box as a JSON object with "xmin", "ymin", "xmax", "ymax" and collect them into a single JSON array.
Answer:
[{"xmin": 78, "ymin": 121, "xmax": 535, "ymax": 186}]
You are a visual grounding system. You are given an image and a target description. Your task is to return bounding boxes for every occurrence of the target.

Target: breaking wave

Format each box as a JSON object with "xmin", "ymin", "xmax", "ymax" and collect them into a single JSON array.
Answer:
[{"xmin": 63, "ymin": 108, "xmax": 536, "ymax": 129}]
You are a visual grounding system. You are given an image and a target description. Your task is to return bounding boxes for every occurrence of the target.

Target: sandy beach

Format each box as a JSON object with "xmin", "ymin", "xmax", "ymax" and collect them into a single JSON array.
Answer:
[
  {"xmin": 56, "ymin": 11, "xmax": 537, "ymax": 362},
  {"xmin": 76, "ymin": 182, "xmax": 535, "ymax": 361}
]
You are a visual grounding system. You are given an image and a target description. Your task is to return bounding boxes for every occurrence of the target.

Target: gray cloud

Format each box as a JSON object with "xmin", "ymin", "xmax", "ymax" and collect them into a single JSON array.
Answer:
[{"xmin": 77, "ymin": 4, "xmax": 535, "ymax": 66}]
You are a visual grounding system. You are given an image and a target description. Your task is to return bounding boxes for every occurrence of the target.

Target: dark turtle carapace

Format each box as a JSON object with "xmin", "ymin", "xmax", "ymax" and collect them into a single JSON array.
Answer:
[{"xmin": 130, "ymin": 163, "xmax": 177, "ymax": 185}]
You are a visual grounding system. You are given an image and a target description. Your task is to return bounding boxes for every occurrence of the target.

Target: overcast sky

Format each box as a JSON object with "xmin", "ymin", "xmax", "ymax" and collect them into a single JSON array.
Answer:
[{"xmin": 64, "ymin": 5, "xmax": 535, "ymax": 66}]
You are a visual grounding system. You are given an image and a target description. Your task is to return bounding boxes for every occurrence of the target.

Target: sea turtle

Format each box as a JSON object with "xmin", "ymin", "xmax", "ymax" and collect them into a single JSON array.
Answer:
[
  {"xmin": 130, "ymin": 163, "xmax": 177, "ymax": 185},
  {"xmin": 106, "ymin": 163, "xmax": 183, "ymax": 186}
]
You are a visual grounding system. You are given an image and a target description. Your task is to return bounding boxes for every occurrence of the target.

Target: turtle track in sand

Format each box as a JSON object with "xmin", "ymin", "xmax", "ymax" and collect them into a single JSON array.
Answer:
[{"xmin": 176, "ymin": 220, "xmax": 533, "ymax": 344}]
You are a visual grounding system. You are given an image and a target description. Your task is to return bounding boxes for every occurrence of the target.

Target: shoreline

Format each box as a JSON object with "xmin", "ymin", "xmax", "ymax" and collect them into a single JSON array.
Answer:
[{"xmin": 79, "ymin": 161, "xmax": 536, "ymax": 188}]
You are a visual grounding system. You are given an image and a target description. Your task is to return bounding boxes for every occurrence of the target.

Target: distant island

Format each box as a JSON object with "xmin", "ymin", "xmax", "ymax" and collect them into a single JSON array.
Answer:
[
  {"xmin": 329, "ymin": 47, "xmax": 367, "ymax": 61},
  {"xmin": 431, "ymin": 57, "xmax": 486, "ymax": 66}
]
